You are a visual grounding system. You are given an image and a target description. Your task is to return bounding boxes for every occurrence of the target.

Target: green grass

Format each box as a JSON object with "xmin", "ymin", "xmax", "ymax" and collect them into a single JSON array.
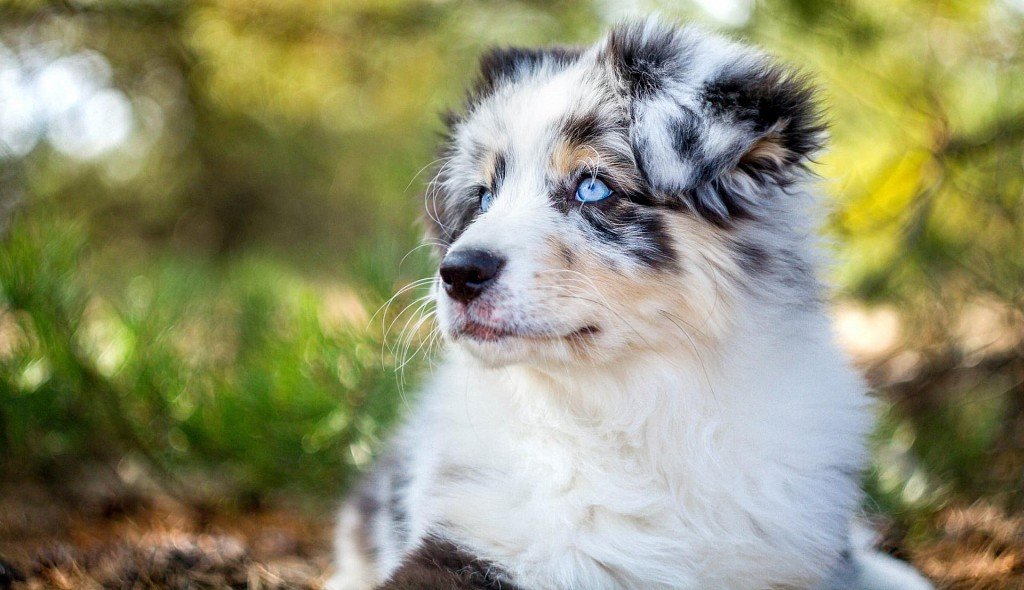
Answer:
[{"xmin": 0, "ymin": 210, "xmax": 434, "ymax": 504}]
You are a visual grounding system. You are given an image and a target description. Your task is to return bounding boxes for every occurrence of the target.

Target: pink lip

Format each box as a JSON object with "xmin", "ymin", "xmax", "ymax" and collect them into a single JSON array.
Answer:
[
  {"xmin": 458, "ymin": 321, "xmax": 517, "ymax": 342},
  {"xmin": 455, "ymin": 320, "xmax": 599, "ymax": 343}
]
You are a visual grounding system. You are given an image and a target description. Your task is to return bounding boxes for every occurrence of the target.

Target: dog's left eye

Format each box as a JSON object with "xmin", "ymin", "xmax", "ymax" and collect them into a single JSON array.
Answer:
[
  {"xmin": 479, "ymin": 189, "xmax": 495, "ymax": 212},
  {"xmin": 575, "ymin": 177, "xmax": 613, "ymax": 203}
]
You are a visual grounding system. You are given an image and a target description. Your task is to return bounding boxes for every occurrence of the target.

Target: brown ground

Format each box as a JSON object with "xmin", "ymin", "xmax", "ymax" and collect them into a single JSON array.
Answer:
[
  {"xmin": 1, "ymin": 479, "xmax": 1023, "ymax": 589},
  {"xmin": 913, "ymin": 506, "xmax": 1024, "ymax": 589},
  {"xmin": 0, "ymin": 479, "xmax": 332, "ymax": 590}
]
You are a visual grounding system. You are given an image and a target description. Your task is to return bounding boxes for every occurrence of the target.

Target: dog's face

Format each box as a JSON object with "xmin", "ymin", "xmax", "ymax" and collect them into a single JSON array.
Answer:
[{"xmin": 428, "ymin": 20, "xmax": 824, "ymax": 368}]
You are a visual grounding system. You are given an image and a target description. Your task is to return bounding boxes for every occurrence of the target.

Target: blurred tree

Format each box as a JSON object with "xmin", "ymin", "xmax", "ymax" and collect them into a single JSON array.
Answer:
[{"xmin": 1, "ymin": 0, "xmax": 600, "ymax": 263}]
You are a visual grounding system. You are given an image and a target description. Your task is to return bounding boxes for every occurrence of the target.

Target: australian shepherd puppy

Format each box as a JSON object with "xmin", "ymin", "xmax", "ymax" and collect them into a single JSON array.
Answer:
[{"xmin": 329, "ymin": 18, "xmax": 933, "ymax": 590}]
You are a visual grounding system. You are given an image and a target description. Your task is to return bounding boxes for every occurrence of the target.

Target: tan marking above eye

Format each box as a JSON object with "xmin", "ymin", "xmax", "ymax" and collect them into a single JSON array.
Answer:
[
  {"xmin": 551, "ymin": 140, "xmax": 600, "ymax": 178},
  {"xmin": 549, "ymin": 138, "xmax": 646, "ymax": 196}
]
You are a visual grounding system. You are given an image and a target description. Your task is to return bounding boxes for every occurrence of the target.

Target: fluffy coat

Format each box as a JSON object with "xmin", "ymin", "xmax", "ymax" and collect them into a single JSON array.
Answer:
[{"xmin": 329, "ymin": 18, "xmax": 932, "ymax": 590}]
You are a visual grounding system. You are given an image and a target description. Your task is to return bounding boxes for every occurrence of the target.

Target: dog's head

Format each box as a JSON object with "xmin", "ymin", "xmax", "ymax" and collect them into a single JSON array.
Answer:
[{"xmin": 427, "ymin": 19, "xmax": 825, "ymax": 368}]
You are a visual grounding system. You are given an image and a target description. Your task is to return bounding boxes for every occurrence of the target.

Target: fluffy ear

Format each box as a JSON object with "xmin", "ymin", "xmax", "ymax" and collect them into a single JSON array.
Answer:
[
  {"xmin": 605, "ymin": 20, "xmax": 826, "ymax": 223},
  {"xmin": 469, "ymin": 45, "xmax": 582, "ymax": 104}
]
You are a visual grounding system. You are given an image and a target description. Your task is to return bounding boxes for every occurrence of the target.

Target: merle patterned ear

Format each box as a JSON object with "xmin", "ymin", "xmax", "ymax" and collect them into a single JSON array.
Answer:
[{"xmin": 606, "ymin": 20, "xmax": 826, "ymax": 223}]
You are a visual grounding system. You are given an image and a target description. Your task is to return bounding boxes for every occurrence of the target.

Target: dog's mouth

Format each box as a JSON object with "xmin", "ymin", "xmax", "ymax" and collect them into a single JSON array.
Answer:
[{"xmin": 454, "ymin": 320, "xmax": 600, "ymax": 343}]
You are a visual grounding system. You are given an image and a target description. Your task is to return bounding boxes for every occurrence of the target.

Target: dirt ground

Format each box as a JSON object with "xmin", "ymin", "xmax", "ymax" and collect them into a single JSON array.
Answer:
[
  {"xmin": 907, "ymin": 505, "xmax": 1024, "ymax": 589},
  {"xmin": 0, "ymin": 478, "xmax": 332, "ymax": 590},
  {"xmin": 1, "ymin": 478, "xmax": 1023, "ymax": 589}
]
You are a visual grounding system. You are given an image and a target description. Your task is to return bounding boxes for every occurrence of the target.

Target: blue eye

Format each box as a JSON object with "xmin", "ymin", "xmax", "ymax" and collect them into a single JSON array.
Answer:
[
  {"xmin": 575, "ymin": 177, "xmax": 613, "ymax": 203},
  {"xmin": 480, "ymin": 189, "xmax": 494, "ymax": 212}
]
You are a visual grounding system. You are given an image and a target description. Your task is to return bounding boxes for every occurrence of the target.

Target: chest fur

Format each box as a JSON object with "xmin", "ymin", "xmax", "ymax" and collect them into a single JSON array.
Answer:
[
  {"xmin": 394, "ymin": 338, "xmax": 868, "ymax": 589},
  {"xmin": 408, "ymin": 408, "xmax": 850, "ymax": 590}
]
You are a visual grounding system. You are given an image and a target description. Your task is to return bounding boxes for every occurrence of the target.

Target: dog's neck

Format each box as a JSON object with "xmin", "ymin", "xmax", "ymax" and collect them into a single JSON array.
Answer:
[
  {"xmin": 455, "ymin": 300, "xmax": 817, "ymax": 439},
  {"xmin": 443, "ymin": 309, "xmax": 866, "ymax": 544}
]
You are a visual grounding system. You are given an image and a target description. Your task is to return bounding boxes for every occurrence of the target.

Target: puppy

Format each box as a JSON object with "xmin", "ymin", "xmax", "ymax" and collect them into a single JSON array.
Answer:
[{"xmin": 329, "ymin": 18, "xmax": 933, "ymax": 590}]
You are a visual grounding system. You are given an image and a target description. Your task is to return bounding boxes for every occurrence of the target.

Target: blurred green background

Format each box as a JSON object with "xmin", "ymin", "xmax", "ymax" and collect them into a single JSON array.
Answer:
[{"xmin": 1, "ymin": 0, "xmax": 1022, "ymax": 567}]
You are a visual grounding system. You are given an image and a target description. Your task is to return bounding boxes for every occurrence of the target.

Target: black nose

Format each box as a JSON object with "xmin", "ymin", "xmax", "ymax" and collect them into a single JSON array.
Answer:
[{"xmin": 439, "ymin": 249, "xmax": 505, "ymax": 303}]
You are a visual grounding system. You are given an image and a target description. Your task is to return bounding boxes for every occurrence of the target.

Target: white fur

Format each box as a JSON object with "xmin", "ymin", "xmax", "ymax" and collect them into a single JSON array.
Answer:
[
  {"xmin": 329, "ymin": 19, "xmax": 933, "ymax": 590},
  {"xmin": 397, "ymin": 309, "xmax": 870, "ymax": 589}
]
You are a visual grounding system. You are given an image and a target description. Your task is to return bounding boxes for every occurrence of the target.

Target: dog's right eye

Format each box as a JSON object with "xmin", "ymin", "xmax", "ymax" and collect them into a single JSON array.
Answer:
[
  {"xmin": 479, "ymin": 189, "xmax": 495, "ymax": 212},
  {"xmin": 575, "ymin": 177, "xmax": 613, "ymax": 204}
]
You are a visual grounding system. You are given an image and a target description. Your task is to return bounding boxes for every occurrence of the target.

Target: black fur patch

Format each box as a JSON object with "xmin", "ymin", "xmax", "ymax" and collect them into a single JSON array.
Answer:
[
  {"xmin": 668, "ymin": 111, "xmax": 701, "ymax": 161},
  {"xmin": 491, "ymin": 152, "xmax": 507, "ymax": 190},
  {"xmin": 424, "ymin": 140, "xmax": 479, "ymax": 249},
  {"xmin": 377, "ymin": 537, "xmax": 524, "ymax": 590},
  {"xmin": 685, "ymin": 62, "xmax": 825, "ymax": 224},
  {"xmin": 606, "ymin": 22, "xmax": 689, "ymax": 98},
  {"xmin": 471, "ymin": 46, "xmax": 582, "ymax": 104},
  {"xmin": 578, "ymin": 198, "xmax": 677, "ymax": 270},
  {"xmin": 701, "ymin": 63, "xmax": 825, "ymax": 167},
  {"xmin": 561, "ymin": 111, "xmax": 607, "ymax": 148},
  {"xmin": 424, "ymin": 150, "xmax": 509, "ymax": 249},
  {"xmin": 688, "ymin": 182, "xmax": 755, "ymax": 227},
  {"xmin": 429, "ymin": 189, "xmax": 478, "ymax": 248},
  {"xmin": 603, "ymin": 21, "xmax": 827, "ymax": 227}
]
